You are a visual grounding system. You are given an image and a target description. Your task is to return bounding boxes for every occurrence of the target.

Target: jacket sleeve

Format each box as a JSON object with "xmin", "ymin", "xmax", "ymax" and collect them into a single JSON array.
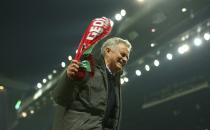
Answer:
[{"xmin": 52, "ymin": 68, "xmax": 80, "ymax": 107}]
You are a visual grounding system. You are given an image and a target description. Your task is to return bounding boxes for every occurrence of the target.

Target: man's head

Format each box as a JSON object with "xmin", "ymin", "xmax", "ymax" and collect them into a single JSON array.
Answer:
[{"xmin": 101, "ymin": 37, "xmax": 132, "ymax": 73}]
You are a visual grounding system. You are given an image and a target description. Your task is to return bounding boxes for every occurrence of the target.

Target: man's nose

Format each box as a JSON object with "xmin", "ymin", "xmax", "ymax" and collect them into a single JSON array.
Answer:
[{"xmin": 122, "ymin": 57, "xmax": 128, "ymax": 64}]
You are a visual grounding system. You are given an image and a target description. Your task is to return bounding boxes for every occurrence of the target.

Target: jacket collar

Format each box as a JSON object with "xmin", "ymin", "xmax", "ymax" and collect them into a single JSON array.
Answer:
[{"xmin": 93, "ymin": 53, "xmax": 123, "ymax": 77}]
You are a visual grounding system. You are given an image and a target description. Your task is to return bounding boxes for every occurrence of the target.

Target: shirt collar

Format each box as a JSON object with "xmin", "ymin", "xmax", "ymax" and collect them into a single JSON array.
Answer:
[{"xmin": 106, "ymin": 65, "xmax": 114, "ymax": 75}]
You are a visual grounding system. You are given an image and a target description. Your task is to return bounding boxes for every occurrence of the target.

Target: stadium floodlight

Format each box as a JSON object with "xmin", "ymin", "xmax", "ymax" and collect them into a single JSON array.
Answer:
[
  {"xmin": 151, "ymin": 28, "xmax": 156, "ymax": 33},
  {"xmin": 33, "ymin": 89, "xmax": 43, "ymax": 100},
  {"xmin": 48, "ymin": 74, "xmax": 52, "ymax": 80},
  {"xmin": 137, "ymin": 0, "xmax": 144, "ymax": 3},
  {"xmin": 120, "ymin": 9, "xmax": 126, "ymax": 16},
  {"xmin": 15, "ymin": 100, "xmax": 22, "ymax": 110},
  {"xmin": 194, "ymin": 38, "xmax": 202, "ymax": 46},
  {"xmin": 135, "ymin": 70, "xmax": 142, "ymax": 76},
  {"xmin": 145, "ymin": 65, "xmax": 150, "ymax": 71},
  {"xmin": 42, "ymin": 78, "xmax": 47, "ymax": 84},
  {"xmin": 178, "ymin": 44, "xmax": 190, "ymax": 54},
  {"xmin": 120, "ymin": 78, "xmax": 125, "ymax": 85},
  {"xmin": 166, "ymin": 53, "xmax": 173, "ymax": 60},
  {"xmin": 124, "ymin": 77, "xmax": 129, "ymax": 82},
  {"xmin": 204, "ymin": 33, "xmax": 210, "ymax": 41},
  {"xmin": 21, "ymin": 112, "xmax": 27, "ymax": 118},
  {"xmin": 53, "ymin": 69, "xmax": 57, "ymax": 74},
  {"xmin": 36, "ymin": 83, "xmax": 42, "ymax": 89},
  {"xmin": 68, "ymin": 56, "xmax": 72, "ymax": 61},
  {"xmin": 30, "ymin": 110, "xmax": 35, "ymax": 114},
  {"xmin": 181, "ymin": 8, "xmax": 187, "ymax": 12},
  {"xmin": 0, "ymin": 85, "xmax": 5, "ymax": 92},
  {"xmin": 154, "ymin": 59, "xmax": 160, "ymax": 67},
  {"xmin": 115, "ymin": 13, "xmax": 122, "ymax": 21},
  {"xmin": 61, "ymin": 62, "xmax": 66, "ymax": 68},
  {"xmin": 150, "ymin": 43, "xmax": 155, "ymax": 47}
]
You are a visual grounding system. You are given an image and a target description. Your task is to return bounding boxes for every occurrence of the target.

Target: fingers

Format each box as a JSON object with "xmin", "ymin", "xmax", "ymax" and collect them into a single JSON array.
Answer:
[
  {"xmin": 71, "ymin": 60, "xmax": 80, "ymax": 69},
  {"xmin": 66, "ymin": 60, "xmax": 80, "ymax": 79}
]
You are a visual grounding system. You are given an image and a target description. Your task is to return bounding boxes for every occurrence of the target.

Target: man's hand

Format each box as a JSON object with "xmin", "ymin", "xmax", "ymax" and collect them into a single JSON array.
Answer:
[{"xmin": 67, "ymin": 60, "xmax": 80, "ymax": 79}]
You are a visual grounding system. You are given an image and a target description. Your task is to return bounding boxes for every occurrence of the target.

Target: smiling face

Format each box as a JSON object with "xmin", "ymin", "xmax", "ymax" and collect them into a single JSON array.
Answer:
[{"xmin": 104, "ymin": 43, "xmax": 130, "ymax": 73}]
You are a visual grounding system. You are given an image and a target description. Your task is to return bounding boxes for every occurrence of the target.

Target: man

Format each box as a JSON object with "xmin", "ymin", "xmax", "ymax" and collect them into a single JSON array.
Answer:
[{"xmin": 52, "ymin": 37, "xmax": 132, "ymax": 130}]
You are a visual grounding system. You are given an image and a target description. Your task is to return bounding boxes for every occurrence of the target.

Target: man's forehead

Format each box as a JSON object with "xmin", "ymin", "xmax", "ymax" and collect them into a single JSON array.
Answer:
[{"xmin": 117, "ymin": 43, "xmax": 130, "ymax": 52}]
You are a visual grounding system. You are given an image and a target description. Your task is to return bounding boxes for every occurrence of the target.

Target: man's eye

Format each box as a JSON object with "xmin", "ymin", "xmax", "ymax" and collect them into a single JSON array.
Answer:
[{"xmin": 121, "ymin": 53, "xmax": 128, "ymax": 59}]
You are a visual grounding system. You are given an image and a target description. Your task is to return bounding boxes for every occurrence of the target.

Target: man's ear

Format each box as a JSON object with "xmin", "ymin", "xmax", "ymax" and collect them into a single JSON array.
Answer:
[{"xmin": 105, "ymin": 47, "xmax": 111, "ymax": 54}]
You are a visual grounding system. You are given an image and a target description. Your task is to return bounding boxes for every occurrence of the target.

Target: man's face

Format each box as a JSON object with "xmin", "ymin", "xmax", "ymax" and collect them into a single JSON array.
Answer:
[{"xmin": 105, "ymin": 43, "xmax": 130, "ymax": 73}]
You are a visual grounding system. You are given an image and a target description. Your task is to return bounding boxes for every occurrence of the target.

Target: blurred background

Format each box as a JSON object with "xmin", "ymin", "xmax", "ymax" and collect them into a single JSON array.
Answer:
[{"xmin": 1, "ymin": 0, "xmax": 210, "ymax": 130}]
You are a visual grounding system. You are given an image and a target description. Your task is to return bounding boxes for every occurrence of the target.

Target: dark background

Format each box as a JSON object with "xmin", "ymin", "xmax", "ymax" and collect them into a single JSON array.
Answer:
[{"xmin": 1, "ymin": 0, "xmax": 210, "ymax": 130}]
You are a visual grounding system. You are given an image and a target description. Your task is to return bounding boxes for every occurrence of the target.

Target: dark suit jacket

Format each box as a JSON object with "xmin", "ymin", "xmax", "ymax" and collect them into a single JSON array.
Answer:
[{"xmin": 52, "ymin": 54, "xmax": 122, "ymax": 130}]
